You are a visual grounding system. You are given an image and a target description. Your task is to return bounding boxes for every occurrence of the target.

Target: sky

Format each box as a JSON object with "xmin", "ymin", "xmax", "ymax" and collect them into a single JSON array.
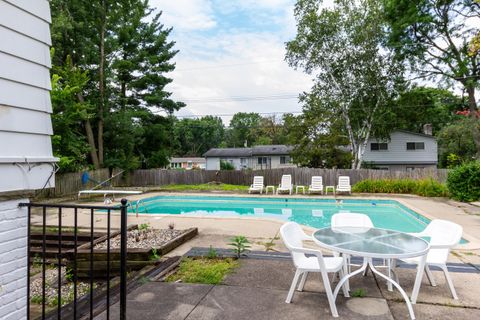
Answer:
[{"xmin": 149, "ymin": 0, "xmax": 313, "ymax": 124}]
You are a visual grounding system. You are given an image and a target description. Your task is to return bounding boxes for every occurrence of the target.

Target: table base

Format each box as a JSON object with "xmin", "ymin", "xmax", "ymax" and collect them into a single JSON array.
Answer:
[{"xmin": 332, "ymin": 257, "xmax": 424, "ymax": 320}]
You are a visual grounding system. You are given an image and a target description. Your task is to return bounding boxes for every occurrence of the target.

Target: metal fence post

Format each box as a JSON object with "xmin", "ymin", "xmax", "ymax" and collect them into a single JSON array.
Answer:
[{"xmin": 120, "ymin": 198, "xmax": 128, "ymax": 320}]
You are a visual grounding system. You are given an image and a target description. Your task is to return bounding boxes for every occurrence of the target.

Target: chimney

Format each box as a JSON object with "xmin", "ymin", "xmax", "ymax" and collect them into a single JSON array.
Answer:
[{"xmin": 423, "ymin": 124, "xmax": 433, "ymax": 135}]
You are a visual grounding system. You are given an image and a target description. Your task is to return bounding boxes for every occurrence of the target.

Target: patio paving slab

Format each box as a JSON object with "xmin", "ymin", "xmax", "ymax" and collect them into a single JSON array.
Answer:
[
  {"xmin": 388, "ymin": 301, "xmax": 480, "ymax": 320},
  {"xmin": 222, "ymin": 258, "xmax": 384, "ymax": 298},
  {"xmin": 378, "ymin": 268, "xmax": 480, "ymax": 308},
  {"xmin": 185, "ymin": 285, "xmax": 393, "ymax": 320},
  {"xmin": 95, "ymin": 282, "xmax": 213, "ymax": 320}
]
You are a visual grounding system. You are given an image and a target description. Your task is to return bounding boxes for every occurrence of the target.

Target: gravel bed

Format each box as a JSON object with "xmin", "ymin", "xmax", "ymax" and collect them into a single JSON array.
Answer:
[
  {"xmin": 94, "ymin": 228, "xmax": 185, "ymax": 250},
  {"xmin": 30, "ymin": 267, "xmax": 96, "ymax": 307}
]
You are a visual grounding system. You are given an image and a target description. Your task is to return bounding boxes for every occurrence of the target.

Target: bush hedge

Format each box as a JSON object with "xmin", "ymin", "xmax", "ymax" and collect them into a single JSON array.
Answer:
[
  {"xmin": 352, "ymin": 178, "xmax": 449, "ymax": 197},
  {"xmin": 446, "ymin": 161, "xmax": 480, "ymax": 202}
]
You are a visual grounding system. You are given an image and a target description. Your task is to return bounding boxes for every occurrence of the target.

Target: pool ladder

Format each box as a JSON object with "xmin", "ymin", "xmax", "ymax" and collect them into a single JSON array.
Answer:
[{"xmin": 135, "ymin": 199, "xmax": 148, "ymax": 216}]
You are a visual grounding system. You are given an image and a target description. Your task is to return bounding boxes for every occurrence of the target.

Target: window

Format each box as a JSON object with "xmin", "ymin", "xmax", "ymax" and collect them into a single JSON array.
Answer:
[
  {"xmin": 280, "ymin": 156, "xmax": 290, "ymax": 164},
  {"xmin": 406, "ymin": 167, "xmax": 424, "ymax": 172},
  {"xmin": 406, "ymin": 142, "xmax": 425, "ymax": 150},
  {"xmin": 370, "ymin": 143, "xmax": 388, "ymax": 151},
  {"xmin": 258, "ymin": 157, "xmax": 267, "ymax": 164}
]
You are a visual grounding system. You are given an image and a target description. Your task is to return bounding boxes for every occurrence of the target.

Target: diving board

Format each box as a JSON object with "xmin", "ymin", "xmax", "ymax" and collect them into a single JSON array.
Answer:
[{"xmin": 78, "ymin": 190, "xmax": 142, "ymax": 203}]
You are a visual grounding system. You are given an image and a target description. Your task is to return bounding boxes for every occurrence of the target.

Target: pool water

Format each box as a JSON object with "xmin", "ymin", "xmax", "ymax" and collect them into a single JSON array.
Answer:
[{"xmin": 130, "ymin": 196, "xmax": 431, "ymax": 233}]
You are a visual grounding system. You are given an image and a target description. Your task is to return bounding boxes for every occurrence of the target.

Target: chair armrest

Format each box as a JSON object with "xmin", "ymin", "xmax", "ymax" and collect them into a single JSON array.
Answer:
[{"xmin": 290, "ymin": 246, "xmax": 323, "ymax": 258}]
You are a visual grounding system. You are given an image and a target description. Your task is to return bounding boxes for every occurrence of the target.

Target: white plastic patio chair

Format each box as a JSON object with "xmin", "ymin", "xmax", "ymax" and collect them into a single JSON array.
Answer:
[
  {"xmin": 336, "ymin": 176, "xmax": 351, "ymax": 194},
  {"xmin": 396, "ymin": 219, "xmax": 463, "ymax": 302},
  {"xmin": 277, "ymin": 174, "xmax": 293, "ymax": 195},
  {"xmin": 309, "ymin": 176, "xmax": 324, "ymax": 194},
  {"xmin": 248, "ymin": 176, "xmax": 264, "ymax": 194},
  {"xmin": 280, "ymin": 222, "xmax": 349, "ymax": 317}
]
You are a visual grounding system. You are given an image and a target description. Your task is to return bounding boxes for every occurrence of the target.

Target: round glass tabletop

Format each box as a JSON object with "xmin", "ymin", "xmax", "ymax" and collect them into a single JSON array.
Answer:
[{"xmin": 313, "ymin": 227, "xmax": 429, "ymax": 259}]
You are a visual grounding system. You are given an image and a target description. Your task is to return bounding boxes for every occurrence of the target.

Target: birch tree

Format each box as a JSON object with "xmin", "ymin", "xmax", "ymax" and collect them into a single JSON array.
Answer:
[{"xmin": 286, "ymin": 0, "xmax": 403, "ymax": 169}]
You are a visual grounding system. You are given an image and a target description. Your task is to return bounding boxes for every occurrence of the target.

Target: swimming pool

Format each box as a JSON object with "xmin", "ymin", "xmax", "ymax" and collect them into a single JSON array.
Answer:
[{"xmin": 130, "ymin": 195, "xmax": 431, "ymax": 233}]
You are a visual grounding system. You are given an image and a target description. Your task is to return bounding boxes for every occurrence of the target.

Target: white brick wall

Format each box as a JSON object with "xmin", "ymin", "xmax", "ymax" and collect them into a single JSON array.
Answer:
[{"xmin": 0, "ymin": 199, "xmax": 28, "ymax": 320}]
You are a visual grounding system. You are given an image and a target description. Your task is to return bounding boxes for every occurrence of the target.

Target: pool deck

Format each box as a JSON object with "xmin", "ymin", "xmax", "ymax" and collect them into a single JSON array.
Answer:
[{"xmin": 35, "ymin": 191, "xmax": 480, "ymax": 262}]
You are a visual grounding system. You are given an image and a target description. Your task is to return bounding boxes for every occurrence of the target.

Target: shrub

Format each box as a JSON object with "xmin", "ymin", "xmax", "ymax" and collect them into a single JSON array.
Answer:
[
  {"xmin": 447, "ymin": 161, "xmax": 480, "ymax": 202},
  {"xmin": 352, "ymin": 178, "xmax": 448, "ymax": 197},
  {"xmin": 220, "ymin": 160, "xmax": 235, "ymax": 170}
]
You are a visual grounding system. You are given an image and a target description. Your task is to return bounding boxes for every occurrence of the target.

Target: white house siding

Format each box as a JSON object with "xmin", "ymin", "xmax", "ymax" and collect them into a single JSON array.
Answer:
[
  {"xmin": 206, "ymin": 157, "xmax": 220, "ymax": 170},
  {"xmin": 0, "ymin": 1, "xmax": 55, "ymax": 319},
  {"xmin": 362, "ymin": 131, "xmax": 437, "ymax": 170}
]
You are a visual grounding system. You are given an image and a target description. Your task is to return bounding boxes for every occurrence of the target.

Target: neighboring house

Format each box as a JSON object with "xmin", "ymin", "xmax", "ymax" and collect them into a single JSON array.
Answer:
[
  {"xmin": 169, "ymin": 157, "xmax": 206, "ymax": 170},
  {"xmin": 0, "ymin": 1, "xmax": 57, "ymax": 319},
  {"xmin": 204, "ymin": 145, "xmax": 296, "ymax": 170},
  {"xmin": 362, "ymin": 129, "xmax": 438, "ymax": 171}
]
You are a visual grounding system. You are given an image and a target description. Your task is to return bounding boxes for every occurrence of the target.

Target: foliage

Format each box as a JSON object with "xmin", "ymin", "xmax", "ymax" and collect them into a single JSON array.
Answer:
[
  {"xmin": 157, "ymin": 184, "xmax": 249, "ymax": 192},
  {"xmin": 228, "ymin": 236, "xmax": 251, "ymax": 258},
  {"xmin": 391, "ymin": 87, "xmax": 465, "ymax": 134},
  {"xmin": 384, "ymin": 0, "xmax": 480, "ymax": 156},
  {"xmin": 438, "ymin": 118, "xmax": 479, "ymax": 168},
  {"xmin": 447, "ymin": 161, "xmax": 480, "ymax": 202},
  {"xmin": 166, "ymin": 258, "xmax": 238, "ymax": 284},
  {"xmin": 227, "ymin": 113, "xmax": 262, "ymax": 147},
  {"xmin": 207, "ymin": 246, "xmax": 218, "ymax": 259},
  {"xmin": 286, "ymin": 0, "xmax": 404, "ymax": 169},
  {"xmin": 50, "ymin": 0, "xmax": 184, "ymax": 171},
  {"xmin": 351, "ymin": 288, "xmax": 367, "ymax": 298},
  {"xmin": 138, "ymin": 223, "xmax": 150, "ymax": 231},
  {"xmin": 220, "ymin": 160, "xmax": 235, "ymax": 170},
  {"xmin": 150, "ymin": 248, "xmax": 160, "ymax": 261},
  {"xmin": 173, "ymin": 116, "xmax": 225, "ymax": 156},
  {"xmin": 352, "ymin": 178, "xmax": 449, "ymax": 197}
]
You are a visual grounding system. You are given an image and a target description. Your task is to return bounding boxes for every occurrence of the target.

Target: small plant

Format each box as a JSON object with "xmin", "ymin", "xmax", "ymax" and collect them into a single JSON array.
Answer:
[
  {"xmin": 166, "ymin": 258, "xmax": 238, "ymax": 284},
  {"xmin": 138, "ymin": 223, "xmax": 150, "ymax": 231},
  {"xmin": 228, "ymin": 235, "xmax": 251, "ymax": 258},
  {"xmin": 206, "ymin": 245, "xmax": 218, "ymax": 259},
  {"xmin": 351, "ymin": 288, "xmax": 367, "ymax": 297},
  {"xmin": 150, "ymin": 248, "xmax": 160, "ymax": 261},
  {"xmin": 168, "ymin": 222, "xmax": 175, "ymax": 230},
  {"xmin": 260, "ymin": 230, "xmax": 280, "ymax": 252},
  {"xmin": 447, "ymin": 161, "xmax": 480, "ymax": 202},
  {"xmin": 31, "ymin": 294, "xmax": 44, "ymax": 304},
  {"xmin": 65, "ymin": 267, "xmax": 74, "ymax": 282}
]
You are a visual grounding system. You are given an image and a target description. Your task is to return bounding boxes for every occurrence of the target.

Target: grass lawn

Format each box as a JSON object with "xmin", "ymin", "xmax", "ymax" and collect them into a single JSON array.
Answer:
[
  {"xmin": 157, "ymin": 183, "xmax": 249, "ymax": 192},
  {"xmin": 166, "ymin": 258, "xmax": 239, "ymax": 284}
]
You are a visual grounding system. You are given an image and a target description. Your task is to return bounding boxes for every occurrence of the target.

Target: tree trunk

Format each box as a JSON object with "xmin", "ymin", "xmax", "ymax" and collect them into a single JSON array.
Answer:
[
  {"xmin": 78, "ymin": 93, "xmax": 100, "ymax": 169},
  {"xmin": 85, "ymin": 120, "xmax": 100, "ymax": 169},
  {"xmin": 466, "ymin": 84, "xmax": 480, "ymax": 159},
  {"xmin": 97, "ymin": 1, "xmax": 106, "ymax": 167}
]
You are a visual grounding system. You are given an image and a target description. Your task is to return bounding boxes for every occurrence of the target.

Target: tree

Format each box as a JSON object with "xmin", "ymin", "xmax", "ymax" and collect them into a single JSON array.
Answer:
[
  {"xmin": 384, "ymin": 0, "xmax": 480, "ymax": 155},
  {"xmin": 392, "ymin": 86, "xmax": 464, "ymax": 134},
  {"xmin": 227, "ymin": 113, "xmax": 262, "ymax": 147},
  {"xmin": 286, "ymin": 0, "xmax": 404, "ymax": 169},
  {"xmin": 173, "ymin": 117, "xmax": 225, "ymax": 156},
  {"xmin": 438, "ymin": 117, "xmax": 479, "ymax": 167}
]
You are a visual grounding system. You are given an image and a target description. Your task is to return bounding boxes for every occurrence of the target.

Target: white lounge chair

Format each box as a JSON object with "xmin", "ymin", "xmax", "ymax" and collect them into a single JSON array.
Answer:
[
  {"xmin": 277, "ymin": 174, "xmax": 293, "ymax": 195},
  {"xmin": 248, "ymin": 176, "xmax": 264, "ymax": 194},
  {"xmin": 396, "ymin": 219, "xmax": 463, "ymax": 303},
  {"xmin": 280, "ymin": 222, "xmax": 349, "ymax": 317},
  {"xmin": 308, "ymin": 176, "xmax": 324, "ymax": 194},
  {"xmin": 336, "ymin": 176, "xmax": 351, "ymax": 194}
]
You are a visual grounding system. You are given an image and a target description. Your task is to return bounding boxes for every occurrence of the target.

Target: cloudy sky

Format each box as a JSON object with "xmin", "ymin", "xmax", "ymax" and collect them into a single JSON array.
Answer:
[{"xmin": 150, "ymin": 0, "xmax": 313, "ymax": 124}]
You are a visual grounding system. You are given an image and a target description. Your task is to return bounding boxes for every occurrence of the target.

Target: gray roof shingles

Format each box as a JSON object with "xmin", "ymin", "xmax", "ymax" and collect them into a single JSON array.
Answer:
[{"xmin": 203, "ymin": 145, "xmax": 293, "ymax": 157}]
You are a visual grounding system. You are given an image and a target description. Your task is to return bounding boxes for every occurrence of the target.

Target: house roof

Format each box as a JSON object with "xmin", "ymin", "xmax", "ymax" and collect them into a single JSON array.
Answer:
[
  {"xmin": 170, "ymin": 157, "xmax": 205, "ymax": 163},
  {"xmin": 394, "ymin": 129, "xmax": 436, "ymax": 139},
  {"xmin": 203, "ymin": 145, "xmax": 293, "ymax": 157}
]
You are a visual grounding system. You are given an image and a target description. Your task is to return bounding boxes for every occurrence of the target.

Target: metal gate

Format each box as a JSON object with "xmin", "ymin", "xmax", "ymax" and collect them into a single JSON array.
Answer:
[{"xmin": 21, "ymin": 199, "xmax": 129, "ymax": 320}]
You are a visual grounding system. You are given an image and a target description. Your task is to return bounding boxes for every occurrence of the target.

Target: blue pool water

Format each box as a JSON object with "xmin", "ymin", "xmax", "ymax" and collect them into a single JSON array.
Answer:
[{"xmin": 130, "ymin": 196, "xmax": 432, "ymax": 233}]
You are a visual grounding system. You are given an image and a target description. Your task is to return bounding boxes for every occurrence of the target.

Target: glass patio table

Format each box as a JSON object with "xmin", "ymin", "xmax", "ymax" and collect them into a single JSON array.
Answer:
[{"xmin": 313, "ymin": 226, "xmax": 430, "ymax": 320}]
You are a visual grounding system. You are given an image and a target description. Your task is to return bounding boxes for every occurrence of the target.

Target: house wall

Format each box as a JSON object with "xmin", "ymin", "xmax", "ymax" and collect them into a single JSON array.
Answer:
[
  {"xmin": 362, "ymin": 131, "xmax": 437, "ymax": 167},
  {"xmin": 0, "ymin": 1, "xmax": 55, "ymax": 319},
  {"xmin": 206, "ymin": 157, "xmax": 220, "ymax": 170}
]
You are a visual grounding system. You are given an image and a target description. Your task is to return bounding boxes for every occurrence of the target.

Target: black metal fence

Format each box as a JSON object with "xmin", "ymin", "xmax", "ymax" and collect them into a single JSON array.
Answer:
[{"xmin": 21, "ymin": 199, "xmax": 129, "ymax": 320}]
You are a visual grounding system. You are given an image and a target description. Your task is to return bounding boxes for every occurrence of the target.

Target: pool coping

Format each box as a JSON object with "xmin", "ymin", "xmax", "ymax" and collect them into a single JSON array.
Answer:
[{"xmin": 97, "ymin": 191, "xmax": 480, "ymax": 250}]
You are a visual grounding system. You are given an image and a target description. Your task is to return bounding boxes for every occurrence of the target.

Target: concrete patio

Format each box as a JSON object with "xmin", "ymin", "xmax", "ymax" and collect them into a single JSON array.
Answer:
[{"xmin": 95, "ymin": 255, "xmax": 480, "ymax": 319}]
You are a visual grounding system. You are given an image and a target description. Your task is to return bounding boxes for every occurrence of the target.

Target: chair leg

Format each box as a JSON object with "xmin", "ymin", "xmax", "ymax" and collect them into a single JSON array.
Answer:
[
  {"xmin": 320, "ymin": 271, "xmax": 339, "ymax": 317},
  {"xmin": 286, "ymin": 269, "xmax": 302, "ymax": 303},
  {"xmin": 441, "ymin": 265, "xmax": 458, "ymax": 299},
  {"xmin": 425, "ymin": 265, "xmax": 437, "ymax": 287},
  {"xmin": 338, "ymin": 268, "xmax": 350, "ymax": 297},
  {"xmin": 298, "ymin": 272, "xmax": 308, "ymax": 291},
  {"xmin": 387, "ymin": 259, "xmax": 393, "ymax": 291}
]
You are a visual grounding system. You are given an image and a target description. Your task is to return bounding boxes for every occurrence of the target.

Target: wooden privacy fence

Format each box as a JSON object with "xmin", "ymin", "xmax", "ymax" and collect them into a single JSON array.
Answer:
[
  {"xmin": 130, "ymin": 168, "xmax": 449, "ymax": 187},
  {"xmin": 38, "ymin": 167, "xmax": 449, "ymax": 198}
]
